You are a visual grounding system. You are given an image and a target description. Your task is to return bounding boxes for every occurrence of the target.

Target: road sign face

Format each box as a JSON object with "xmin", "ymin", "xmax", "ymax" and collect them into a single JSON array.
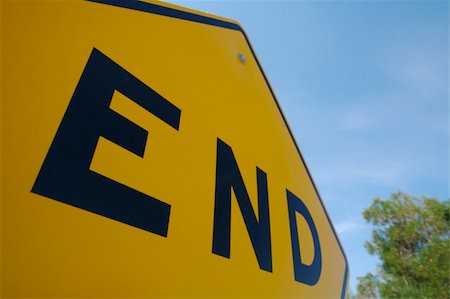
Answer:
[{"xmin": 1, "ymin": 0, "xmax": 348, "ymax": 297}]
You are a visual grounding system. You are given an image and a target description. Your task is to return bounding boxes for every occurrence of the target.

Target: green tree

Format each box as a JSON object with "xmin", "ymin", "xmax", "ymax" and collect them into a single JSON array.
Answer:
[{"xmin": 356, "ymin": 192, "xmax": 449, "ymax": 298}]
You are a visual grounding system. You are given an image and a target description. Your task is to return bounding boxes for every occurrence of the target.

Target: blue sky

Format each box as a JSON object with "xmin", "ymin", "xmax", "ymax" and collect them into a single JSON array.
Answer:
[{"xmin": 168, "ymin": 0, "xmax": 449, "ymax": 293}]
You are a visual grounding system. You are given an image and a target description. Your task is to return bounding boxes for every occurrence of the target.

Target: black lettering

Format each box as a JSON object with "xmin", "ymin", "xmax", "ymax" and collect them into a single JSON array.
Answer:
[
  {"xmin": 287, "ymin": 190, "xmax": 322, "ymax": 285},
  {"xmin": 32, "ymin": 48, "xmax": 181, "ymax": 237},
  {"xmin": 212, "ymin": 138, "xmax": 272, "ymax": 272}
]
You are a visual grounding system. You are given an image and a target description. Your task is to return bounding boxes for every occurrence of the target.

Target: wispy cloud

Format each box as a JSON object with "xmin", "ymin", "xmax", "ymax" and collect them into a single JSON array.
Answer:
[
  {"xmin": 311, "ymin": 156, "xmax": 407, "ymax": 190},
  {"xmin": 335, "ymin": 219, "xmax": 364, "ymax": 235},
  {"xmin": 378, "ymin": 28, "xmax": 448, "ymax": 99}
]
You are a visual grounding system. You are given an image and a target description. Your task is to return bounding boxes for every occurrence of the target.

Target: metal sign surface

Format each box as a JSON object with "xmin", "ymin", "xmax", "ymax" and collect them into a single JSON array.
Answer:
[{"xmin": 1, "ymin": 0, "xmax": 348, "ymax": 297}]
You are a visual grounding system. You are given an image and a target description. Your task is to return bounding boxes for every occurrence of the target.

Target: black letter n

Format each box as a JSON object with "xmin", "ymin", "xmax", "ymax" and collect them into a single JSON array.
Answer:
[
  {"xmin": 212, "ymin": 138, "xmax": 272, "ymax": 272},
  {"xmin": 32, "ymin": 48, "xmax": 181, "ymax": 237}
]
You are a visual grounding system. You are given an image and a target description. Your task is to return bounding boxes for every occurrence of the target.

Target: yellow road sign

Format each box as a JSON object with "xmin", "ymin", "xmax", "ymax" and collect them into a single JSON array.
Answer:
[{"xmin": 1, "ymin": 0, "xmax": 348, "ymax": 297}]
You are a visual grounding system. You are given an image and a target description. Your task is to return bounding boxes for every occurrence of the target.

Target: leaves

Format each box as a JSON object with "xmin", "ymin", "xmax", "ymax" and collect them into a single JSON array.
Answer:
[{"xmin": 355, "ymin": 192, "xmax": 449, "ymax": 299}]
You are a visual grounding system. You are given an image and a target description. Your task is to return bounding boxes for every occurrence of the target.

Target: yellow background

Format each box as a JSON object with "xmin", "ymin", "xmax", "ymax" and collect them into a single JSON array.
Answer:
[{"xmin": 1, "ymin": 0, "xmax": 347, "ymax": 297}]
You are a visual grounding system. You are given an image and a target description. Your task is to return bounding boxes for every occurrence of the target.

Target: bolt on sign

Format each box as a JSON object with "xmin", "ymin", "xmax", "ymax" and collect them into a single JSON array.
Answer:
[{"xmin": 1, "ymin": 0, "xmax": 348, "ymax": 297}]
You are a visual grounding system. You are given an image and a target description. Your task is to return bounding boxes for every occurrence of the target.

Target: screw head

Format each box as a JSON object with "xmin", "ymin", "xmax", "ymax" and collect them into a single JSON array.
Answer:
[{"xmin": 238, "ymin": 52, "xmax": 246, "ymax": 64}]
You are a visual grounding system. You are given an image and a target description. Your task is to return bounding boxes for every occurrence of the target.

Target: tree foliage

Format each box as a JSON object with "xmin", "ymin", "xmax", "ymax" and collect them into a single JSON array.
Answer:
[{"xmin": 356, "ymin": 192, "xmax": 449, "ymax": 298}]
